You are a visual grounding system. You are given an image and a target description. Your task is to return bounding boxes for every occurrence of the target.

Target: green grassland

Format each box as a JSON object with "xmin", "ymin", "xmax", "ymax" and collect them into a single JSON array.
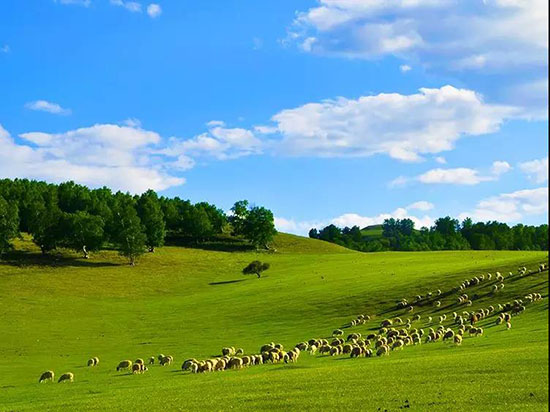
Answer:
[{"xmin": 0, "ymin": 233, "xmax": 548, "ymax": 411}]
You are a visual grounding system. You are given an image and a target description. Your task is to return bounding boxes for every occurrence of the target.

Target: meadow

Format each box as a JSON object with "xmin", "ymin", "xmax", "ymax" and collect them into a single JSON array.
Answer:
[{"xmin": 0, "ymin": 234, "xmax": 547, "ymax": 411}]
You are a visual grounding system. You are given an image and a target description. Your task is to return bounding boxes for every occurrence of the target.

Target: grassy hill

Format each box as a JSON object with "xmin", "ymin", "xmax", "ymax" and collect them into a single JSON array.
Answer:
[{"xmin": 0, "ymin": 235, "xmax": 547, "ymax": 411}]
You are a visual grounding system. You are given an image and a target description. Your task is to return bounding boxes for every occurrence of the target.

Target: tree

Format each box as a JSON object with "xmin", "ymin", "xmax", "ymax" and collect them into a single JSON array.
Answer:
[
  {"xmin": 62, "ymin": 211, "xmax": 105, "ymax": 258},
  {"xmin": 113, "ymin": 201, "xmax": 146, "ymax": 265},
  {"xmin": 228, "ymin": 200, "xmax": 249, "ymax": 236},
  {"xmin": 0, "ymin": 195, "xmax": 19, "ymax": 258},
  {"xmin": 243, "ymin": 206, "xmax": 277, "ymax": 249},
  {"xmin": 137, "ymin": 190, "xmax": 165, "ymax": 252},
  {"xmin": 29, "ymin": 187, "xmax": 63, "ymax": 254},
  {"xmin": 308, "ymin": 228, "xmax": 319, "ymax": 239},
  {"xmin": 242, "ymin": 260, "xmax": 270, "ymax": 278}
]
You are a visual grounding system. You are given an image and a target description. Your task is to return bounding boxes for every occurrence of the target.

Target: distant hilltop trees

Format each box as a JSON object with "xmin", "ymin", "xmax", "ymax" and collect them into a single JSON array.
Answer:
[
  {"xmin": 0, "ymin": 179, "xmax": 276, "ymax": 264},
  {"xmin": 309, "ymin": 217, "xmax": 548, "ymax": 252}
]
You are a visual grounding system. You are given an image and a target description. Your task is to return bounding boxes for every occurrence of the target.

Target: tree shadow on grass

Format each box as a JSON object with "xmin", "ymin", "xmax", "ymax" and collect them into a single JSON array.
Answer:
[
  {"xmin": 0, "ymin": 249, "xmax": 120, "ymax": 269},
  {"xmin": 209, "ymin": 279, "xmax": 248, "ymax": 286}
]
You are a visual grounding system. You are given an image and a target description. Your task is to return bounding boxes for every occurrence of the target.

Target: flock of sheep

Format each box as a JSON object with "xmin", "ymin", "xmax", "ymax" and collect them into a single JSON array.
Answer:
[{"xmin": 38, "ymin": 263, "xmax": 548, "ymax": 384}]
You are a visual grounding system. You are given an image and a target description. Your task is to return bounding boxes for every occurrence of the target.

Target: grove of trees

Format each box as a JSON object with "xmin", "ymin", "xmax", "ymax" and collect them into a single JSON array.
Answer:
[
  {"xmin": 0, "ymin": 179, "xmax": 277, "ymax": 264},
  {"xmin": 309, "ymin": 216, "xmax": 548, "ymax": 252}
]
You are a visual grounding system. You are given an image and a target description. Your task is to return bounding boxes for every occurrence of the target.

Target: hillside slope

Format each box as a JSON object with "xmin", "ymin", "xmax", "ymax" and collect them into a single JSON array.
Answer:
[{"xmin": 0, "ymin": 236, "xmax": 547, "ymax": 411}]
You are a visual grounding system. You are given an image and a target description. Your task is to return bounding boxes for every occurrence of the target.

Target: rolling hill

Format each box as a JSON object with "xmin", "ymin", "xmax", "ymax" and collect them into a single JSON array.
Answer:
[{"xmin": 0, "ymin": 234, "xmax": 547, "ymax": 411}]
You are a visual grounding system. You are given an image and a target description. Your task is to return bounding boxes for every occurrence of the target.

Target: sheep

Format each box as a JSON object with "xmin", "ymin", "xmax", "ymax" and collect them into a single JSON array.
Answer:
[
  {"xmin": 182, "ymin": 358, "xmax": 198, "ymax": 371},
  {"xmin": 228, "ymin": 357, "xmax": 243, "ymax": 369},
  {"xmin": 214, "ymin": 359, "xmax": 227, "ymax": 371},
  {"xmin": 329, "ymin": 346, "xmax": 341, "ymax": 356},
  {"xmin": 331, "ymin": 338, "xmax": 344, "ymax": 346},
  {"xmin": 506, "ymin": 322, "xmax": 512, "ymax": 330},
  {"xmin": 376, "ymin": 345, "xmax": 390, "ymax": 356},
  {"xmin": 454, "ymin": 335, "xmax": 463, "ymax": 345},
  {"xmin": 134, "ymin": 358, "xmax": 144, "ymax": 366},
  {"xmin": 407, "ymin": 306, "xmax": 414, "ymax": 313},
  {"xmin": 190, "ymin": 362, "xmax": 199, "ymax": 373},
  {"xmin": 58, "ymin": 372, "xmax": 74, "ymax": 383},
  {"xmin": 157, "ymin": 354, "xmax": 165, "ymax": 363},
  {"xmin": 443, "ymin": 329, "xmax": 455, "ymax": 341},
  {"xmin": 132, "ymin": 363, "xmax": 143, "ymax": 374},
  {"xmin": 149, "ymin": 356, "xmax": 155, "ymax": 365},
  {"xmin": 87, "ymin": 358, "xmax": 95, "ymax": 367},
  {"xmin": 332, "ymin": 329, "xmax": 344, "ymax": 337},
  {"xmin": 242, "ymin": 356, "xmax": 251, "ymax": 367},
  {"xmin": 381, "ymin": 319, "xmax": 393, "ymax": 328},
  {"xmin": 391, "ymin": 340, "xmax": 404, "ymax": 350},
  {"xmin": 39, "ymin": 370, "xmax": 54, "ymax": 383},
  {"xmin": 160, "ymin": 355, "xmax": 173, "ymax": 366},
  {"xmin": 350, "ymin": 346, "xmax": 363, "ymax": 358},
  {"xmin": 222, "ymin": 347, "xmax": 234, "ymax": 356},
  {"xmin": 309, "ymin": 345, "xmax": 317, "ymax": 354},
  {"xmin": 499, "ymin": 283, "xmax": 505, "ymax": 289},
  {"xmin": 269, "ymin": 351, "xmax": 280, "ymax": 363},
  {"xmin": 295, "ymin": 342, "xmax": 308, "ymax": 351},
  {"xmin": 117, "ymin": 360, "xmax": 132, "ymax": 371},
  {"xmin": 235, "ymin": 348, "xmax": 244, "ymax": 356}
]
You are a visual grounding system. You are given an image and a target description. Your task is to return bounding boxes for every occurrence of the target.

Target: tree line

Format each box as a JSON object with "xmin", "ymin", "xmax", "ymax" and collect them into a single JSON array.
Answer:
[
  {"xmin": 0, "ymin": 179, "xmax": 276, "ymax": 264},
  {"xmin": 309, "ymin": 216, "xmax": 548, "ymax": 252}
]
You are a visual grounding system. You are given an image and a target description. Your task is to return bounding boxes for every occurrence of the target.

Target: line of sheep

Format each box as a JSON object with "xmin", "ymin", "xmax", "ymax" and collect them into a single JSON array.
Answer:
[{"xmin": 37, "ymin": 263, "xmax": 547, "ymax": 384}]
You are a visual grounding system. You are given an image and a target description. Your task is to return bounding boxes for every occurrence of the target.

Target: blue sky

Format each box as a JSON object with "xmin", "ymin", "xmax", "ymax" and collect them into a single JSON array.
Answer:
[{"xmin": 0, "ymin": 0, "xmax": 547, "ymax": 234}]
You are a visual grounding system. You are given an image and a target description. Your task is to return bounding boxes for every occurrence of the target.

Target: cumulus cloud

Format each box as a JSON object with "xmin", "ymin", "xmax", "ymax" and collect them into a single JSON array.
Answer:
[
  {"xmin": 276, "ymin": 203, "xmax": 435, "ymax": 235},
  {"xmin": 396, "ymin": 161, "xmax": 512, "ymax": 186},
  {"xmin": 163, "ymin": 121, "xmax": 263, "ymax": 160},
  {"xmin": 288, "ymin": 0, "xmax": 547, "ymax": 70},
  {"xmin": 434, "ymin": 156, "xmax": 447, "ymax": 164},
  {"xmin": 269, "ymin": 86, "xmax": 517, "ymax": 161},
  {"xmin": 399, "ymin": 64, "xmax": 411, "ymax": 72},
  {"xmin": 519, "ymin": 157, "xmax": 548, "ymax": 183},
  {"xmin": 147, "ymin": 3, "xmax": 162, "ymax": 18},
  {"xmin": 25, "ymin": 100, "xmax": 71, "ymax": 115},
  {"xmin": 459, "ymin": 187, "xmax": 548, "ymax": 223},
  {"xmin": 0, "ymin": 123, "xmax": 184, "ymax": 193}
]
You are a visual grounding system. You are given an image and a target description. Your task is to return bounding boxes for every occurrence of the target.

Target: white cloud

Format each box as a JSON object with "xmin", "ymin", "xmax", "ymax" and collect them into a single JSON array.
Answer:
[
  {"xmin": 163, "ymin": 122, "xmax": 262, "ymax": 160},
  {"xmin": 0, "ymin": 123, "xmax": 184, "ymax": 193},
  {"xmin": 459, "ymin": 187, "xmax": 548, "ymax": 222},
  {"xmin": 122, "ymin": 117, "xmax": 142, "ymax": 128},
  {"xmin": 407, "ymin": 201, "xmax": 434, "ymax": 211},
  {"xmin": 110, "ymin": 0, "xmax": 142, "ymax": 12},
  {"xmin": 435, "ymin": 156, "xmax": 447, "ymax": 164},
  {"xmin": 147, "ymin": 3, "xmax": 162, "ymax": 18},
  {"xmin": 288, "ymin": 0, "xmax": 547, "ymax": 71},
  {"xmin": 400, "ymin": 64, "xmax": 412, "ymax": 72},
  {"xmin": 418, "ymin": 168, "xmax": 490, "ymax": 185},
  {"xmin": 519, "ymin": 157, "xmax": 548, "ymax": 183},
  {"xmin": 25, "ymin": 100, "xmax": 71, "ymax": 115},
  {"xmin": 491, "ymin": 160, "xmax": 512, "ymax": 176},
  {"xmin": 270, "ymin": 85, "xmax": 518, "ymax": 161},
  {"xmin": 399, "ymin": 161, "xmax": 512, "ymax": 186}
]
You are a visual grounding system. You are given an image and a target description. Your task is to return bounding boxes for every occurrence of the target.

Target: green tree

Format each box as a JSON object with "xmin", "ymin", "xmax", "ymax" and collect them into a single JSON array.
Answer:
[
  {"xmin": 243, "ymin": 206, "xmax": 277, "ymax": 249},
  {"xmin": 228, "ymin": 200, "xmax": 250, "ymax": 236},
  {"xmin": 62, "ymin": 211, "xmax": 105, "ymax": 258},
  {"xmin": 113, "ymin": 201, "xmax": 146, "ymax": 265},
  {"xmin": 137, "ymin": 190, "xmax": 165, "ymax": 252},
  {"xmin": 0, "ymin": 195, "xmax": 19, "ymax": 257},
  {"xmin": 242, "ymin": 260, "xmax": 270, "ymax": 278}
]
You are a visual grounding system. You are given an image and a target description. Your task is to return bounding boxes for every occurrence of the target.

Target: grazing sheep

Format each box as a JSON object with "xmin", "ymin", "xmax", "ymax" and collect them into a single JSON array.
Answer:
[
  {"xmin": 350, "ymin": 346, "xmax": 363, "ymax": 358},
  {"xmin": 443, "ymin": 329, "xmax": 455, "ymax": 341},
  {"xmin": 407, "ymin": 306, "xmax": 414, "ymax": 313},
  {"xmin": 160, "ymin": 355, "xmax": 173, "ymax": 366},
  {"xmin": 39, "ymin": 370, "xmax": 54, "ymax": 383},
  {"xmin": 454, "ymin": 335, "xmax": 463, "ymax": 345},
  {"xmin": 376, "ymin": 345, "xmax": 389, "ymax": 356},
  {"xmin": 381, "ymin": 319, "xmax": 393, "ymax": 328},
  {"xmin": 214, "ymin": 359, "xmax": 227, "ymax": 371},
  {"xmin": 228, "ymin": 357, "xmax": 243, "ymax": 369},
  {"xmin": 392, "ymin": 340, "xmax": 404, "ymax": 350},
  {"xmin": 330, "ymin": 346, "xmax": 341, "ymax": 356},
  {"xmin": 182, "ymin": 359, "xmax": 198, "ymax": 371},
  {"xmin": 134, "ymin": 358, "xmax": 144, "ymax": 365},
  {"xmin": 189, "ymin": 362, "xmax": 199, "ymax": 373},
  {"xmin": 87, "ymin": 358, "xmax": 95, "ymax": 367},
  {"xmin": 149, "ymin": 357, "xmax": 155, "ymax": 365},
  {"xmin": 295, "ymin": 342, "xmax": 308, "ymax": 351},
  {"xmin": 132, "ymin": 363, "xmax": 143, "ymax": 374},
  {"xmin": 261, "ymin": 343, "xmax": 275, "ymax": 352},
  {"xmin": 332, "ymin": 329, "xmax": 344, "ymax": 337},
  {"xmin": 309, "ymin": 345, "xmax": 317, "ymax": 354},
  {"xmin": 222, "ymin": 347, "xmax": 234, "ymax": 356},
  {"xmin": 58, "ymin": 372, "xmax": 74, "ymax": 383},
  {"xmin": 235, "ymin": 348, "xmax": 244, "ymax": 356},
  {"xmin": 117, "ymin": 360, "xmax": 132, "ymax": 371},
  {"xmin": 506, "ymin": 322, "xmax": 512, "ymax": 330},
  {"xmin": 157, "ymin": 354, "xmax": 165, "ymax": 363},
  {"xmin": 269, "ymin": 351, "xmax": 280, "ymax": 363}
]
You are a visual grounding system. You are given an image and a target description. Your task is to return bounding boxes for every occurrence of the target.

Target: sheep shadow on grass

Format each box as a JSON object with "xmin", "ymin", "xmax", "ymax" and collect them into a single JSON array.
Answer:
[{"xmin": 209, "ymin": 279, "xmax": 248, "ymax": 286}]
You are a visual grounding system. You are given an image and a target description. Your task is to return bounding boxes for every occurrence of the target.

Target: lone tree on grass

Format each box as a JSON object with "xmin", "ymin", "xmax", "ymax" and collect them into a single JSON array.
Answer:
[{"xmin": 242, "ymin": 260, "xmax": 270, "ymax": 278}]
